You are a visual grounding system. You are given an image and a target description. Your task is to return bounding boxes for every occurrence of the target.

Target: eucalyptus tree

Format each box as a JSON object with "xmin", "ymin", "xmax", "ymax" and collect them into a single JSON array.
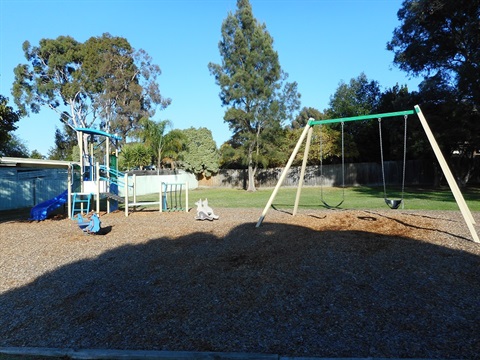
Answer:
[
  {"xmin": 84, "ymin": 34, "xmax": 171, "ymax": 138},
  {"xmin": 208, "ymin": 0, "xmax": 300, "ymax": 191},
  {"xmin": 12, "ymin": 34, "xmax": 170, "ymax": 162}
]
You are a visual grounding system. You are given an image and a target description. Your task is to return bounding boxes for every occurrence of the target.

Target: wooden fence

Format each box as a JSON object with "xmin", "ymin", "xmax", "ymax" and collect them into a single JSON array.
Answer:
[{"xmin": 199, "ymin": 160, "xmax": 436, "ymax": 188}]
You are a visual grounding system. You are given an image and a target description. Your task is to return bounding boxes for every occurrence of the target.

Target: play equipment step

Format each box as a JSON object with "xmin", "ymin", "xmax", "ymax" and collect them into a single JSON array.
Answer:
[
  {"xmin": 71, "ymin": 193, "xmax": 92, "ymax": 218},
  {"xmin": 102, "ymin": 192, "xmax": 124, "ymax": 203}
]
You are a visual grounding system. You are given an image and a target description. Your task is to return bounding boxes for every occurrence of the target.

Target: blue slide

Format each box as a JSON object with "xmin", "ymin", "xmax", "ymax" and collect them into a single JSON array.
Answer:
[{"xmin": 30, "ymin": 190, "xmax": 69, "ymax": 221}]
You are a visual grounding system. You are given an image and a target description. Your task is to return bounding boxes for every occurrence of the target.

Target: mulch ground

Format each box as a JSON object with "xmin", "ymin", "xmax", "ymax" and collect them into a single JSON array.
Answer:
[{"xmin": 1, "ymin": 207, "xmax": 479, "ymax": 359}]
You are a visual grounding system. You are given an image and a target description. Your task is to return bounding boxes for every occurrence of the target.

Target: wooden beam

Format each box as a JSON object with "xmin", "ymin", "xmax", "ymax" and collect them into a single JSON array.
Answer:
[
  {"xmin": 256, "ymin": 123, "xmax": 312, "ymax": 227},
  {"xmin": 293, "ymin": 125, "xmax": 314, "ymax": 216},
  {"xmin": 415, "ymin": 105, "xmax": 479, "ymax": 243}
]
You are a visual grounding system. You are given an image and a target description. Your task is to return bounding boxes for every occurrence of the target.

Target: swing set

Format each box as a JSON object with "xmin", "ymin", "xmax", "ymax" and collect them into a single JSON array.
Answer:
[{"xmin": 256, "ymin": 105, "xmax": 479, "ymax": 243}]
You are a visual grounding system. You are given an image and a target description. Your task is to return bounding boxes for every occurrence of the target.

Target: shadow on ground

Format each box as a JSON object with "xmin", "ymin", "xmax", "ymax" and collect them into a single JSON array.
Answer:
[{"xmin": 1, "ymin": 222, "xmax": 479, "ymax": 359}]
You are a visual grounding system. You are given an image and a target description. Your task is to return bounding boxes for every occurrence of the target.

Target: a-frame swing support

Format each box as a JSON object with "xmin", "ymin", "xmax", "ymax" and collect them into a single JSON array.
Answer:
[{"xmin": 256, "ymin": 105, "xmax": 479, "ymax": 244}]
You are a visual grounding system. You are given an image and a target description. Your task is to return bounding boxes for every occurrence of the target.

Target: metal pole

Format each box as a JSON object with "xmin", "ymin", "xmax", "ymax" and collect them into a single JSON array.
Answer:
[
  {"xmin": 309, "ymin": 109, "xmax": 415, "ymax": 126},
  {"xmin": 96, "ymin": 162, "xmax": 100, "ymax": 213},
  {"xmin": 185, "ymin": 182, "xmax": 189, "ymax": 213}
]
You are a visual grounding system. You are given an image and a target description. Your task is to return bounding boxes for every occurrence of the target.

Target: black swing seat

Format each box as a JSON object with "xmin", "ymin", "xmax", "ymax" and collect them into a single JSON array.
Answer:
[
  {"xmin": 321, "ymin": 199, "xmax": 344, "ymax": 209},
  {"xmin": 385, "ymin": 198, "xmax": 402, "ymax": 209}
]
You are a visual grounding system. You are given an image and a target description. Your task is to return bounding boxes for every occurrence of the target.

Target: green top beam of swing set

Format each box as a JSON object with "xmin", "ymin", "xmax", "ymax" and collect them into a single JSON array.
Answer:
[{"xmin": 308, "ymin": 109, "xmax": 416, "ymax": 126}]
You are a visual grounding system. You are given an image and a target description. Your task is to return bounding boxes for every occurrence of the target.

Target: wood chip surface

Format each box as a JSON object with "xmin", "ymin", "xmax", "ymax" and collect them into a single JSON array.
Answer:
[{"xmin": 1, "ymin": 208, "xmax": 479, "ymax": 358}]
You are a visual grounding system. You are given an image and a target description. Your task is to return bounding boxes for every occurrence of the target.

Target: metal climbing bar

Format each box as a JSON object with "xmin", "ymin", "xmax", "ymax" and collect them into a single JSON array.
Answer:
[
  {"xmin": 160, "ymin": 182, "xmax": 188, "ymax": 213},
  {"xmin": 308, "ymin": 110, "xmax": 415, "ymax": 126}
]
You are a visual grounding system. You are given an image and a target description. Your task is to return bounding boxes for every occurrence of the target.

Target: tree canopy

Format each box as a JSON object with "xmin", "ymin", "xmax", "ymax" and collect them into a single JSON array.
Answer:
[
  {"xmin": 388, "ymin": 0, "xmax": 480, "ymax": 184},
  {"xmin": 387, "ymin": 0, "xmax": 480, "ymax": 107},
  {"xmin": 0, "ymin": 94, "xmax": 20, "ymax": 155},
  {"xmin": 179, "ymin": 127, "xmax": 220, "ymax": 178},
  {"xmin": 12, "ymin": 33, "xmax": 170, "ymax": 161},
  {"xmin": 208, "ymin": 0, "xmax": 300, "ymax": 191}
]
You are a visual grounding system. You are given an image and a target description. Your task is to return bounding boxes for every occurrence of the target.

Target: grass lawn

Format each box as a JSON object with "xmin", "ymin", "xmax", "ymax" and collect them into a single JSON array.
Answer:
[{"xmin": 130, "ymin": 185, "xmax": 480, "ymax": 212}]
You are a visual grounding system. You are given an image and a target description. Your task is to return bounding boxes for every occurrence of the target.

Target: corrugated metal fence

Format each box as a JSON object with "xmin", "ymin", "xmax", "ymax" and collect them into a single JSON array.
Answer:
[{"xmin": 0, "ymin": 168, "xmax": 68, "ymax": 211}]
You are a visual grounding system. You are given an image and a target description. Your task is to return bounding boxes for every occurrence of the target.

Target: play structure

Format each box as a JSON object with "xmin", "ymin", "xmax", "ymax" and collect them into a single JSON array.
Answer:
[
  {"xmin": 256, "ymin": 105, "xmax": 479, "ymax": 243},
  {"xmin": 123, "ymin": 177, "xmax": 189, "ymax": 216},
  {"xmin": 27, "ymin": 127, "xmax": 125, "ymax": 220},
  {"xmin": 30, "ymin": 189, "xmax": 69, "ymax": 221},
  {"xmin": 63, "ymin": 127, "xmax": 123, "ymax": 220}
]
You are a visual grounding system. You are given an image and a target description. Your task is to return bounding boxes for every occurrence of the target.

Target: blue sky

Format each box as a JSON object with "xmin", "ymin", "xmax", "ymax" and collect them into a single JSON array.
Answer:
[{"xmin": 0, "ymin": 0, "xmax": 421, "ymax": 156}]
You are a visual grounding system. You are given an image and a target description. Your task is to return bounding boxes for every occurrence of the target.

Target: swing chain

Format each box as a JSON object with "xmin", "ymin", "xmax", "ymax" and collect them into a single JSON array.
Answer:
[
  {"xmin": 378, "ymin": 115, "xmax": 408, "ymax": 209},
  {"xmin": 319, "ymin": 122, "xmax": 345, "ymax": 208},
  {"xmin": 401, "ymin": 115, "xmax": 408, "ymax": 206},
  {"xmin": 378, "ymin": 118, "xmax": 387, "ymax": 200}
]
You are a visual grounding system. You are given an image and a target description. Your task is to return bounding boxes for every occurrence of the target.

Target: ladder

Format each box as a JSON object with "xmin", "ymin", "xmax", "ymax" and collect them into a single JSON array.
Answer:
[{"xmin": 71, "ymin": 193, "xmax": 92, "ymax": 218}]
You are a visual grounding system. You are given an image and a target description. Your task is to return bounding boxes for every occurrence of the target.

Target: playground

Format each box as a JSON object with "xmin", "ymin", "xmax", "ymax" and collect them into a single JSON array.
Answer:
[{"xmin": 1, "ymin": 206, "xmax": 479, "ymax": 359}]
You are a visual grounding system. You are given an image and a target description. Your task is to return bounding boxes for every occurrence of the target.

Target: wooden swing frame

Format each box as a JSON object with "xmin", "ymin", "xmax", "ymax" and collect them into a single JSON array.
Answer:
[{"xmin": 255, "ymin": 105, "xmax": 479, "ymax": 243}]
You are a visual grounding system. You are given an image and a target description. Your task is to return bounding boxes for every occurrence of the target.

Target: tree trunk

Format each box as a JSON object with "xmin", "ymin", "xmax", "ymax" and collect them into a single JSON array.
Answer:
[{"xmin": 246, "ymin": 148, "xmax": 257, "ymax": 192}]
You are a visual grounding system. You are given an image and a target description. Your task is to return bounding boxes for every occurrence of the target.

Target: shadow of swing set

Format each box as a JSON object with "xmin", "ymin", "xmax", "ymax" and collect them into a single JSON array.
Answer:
[{"xmin": 256, "ymin": 105, "xmax": 479, "ymax": 244}]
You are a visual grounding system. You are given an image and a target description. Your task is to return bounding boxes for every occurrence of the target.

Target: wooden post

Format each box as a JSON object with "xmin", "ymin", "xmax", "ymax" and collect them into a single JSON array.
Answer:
[
  {"xmin": 133, "ymin": 174, "xmax": 137, "ymax": 207},
  {"xmin": 415, "ymin": 105, "xmax": 479, "ymax": 243},
  {"xmin": 185, "ymin": 182, "xmax": 189, "ymax": 213},
  {"xmin": 160, "ymin": 182, "xmax": 164, "ymax": 213},
  {"xmin": 256, "ymin": 123, "xmax": 312, "ymax": 227},
  {"xmin": 293, "ymin": 125, "xmax": 314, "ymax": 216},
  {"xmin": 124, "ymin": 173, "xmax": 129, "ymax": 217}
]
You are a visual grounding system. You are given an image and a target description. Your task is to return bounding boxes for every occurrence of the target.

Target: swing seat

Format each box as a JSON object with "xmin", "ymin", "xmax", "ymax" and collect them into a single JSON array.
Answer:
[{"xmin": 385, "ymin": 199, "xmax": 402, "ymax": 210}]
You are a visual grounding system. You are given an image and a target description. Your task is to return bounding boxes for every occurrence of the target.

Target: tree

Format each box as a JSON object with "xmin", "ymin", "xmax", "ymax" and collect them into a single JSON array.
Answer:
[
  {"xmin": 291, "ymin": 107, "xmax": 324, "ymax": 129},
  {"xmin": 208, "ymin": 0, "xmax": 300, "ymax": 191},
  {"xmin": 12, "ymin": 34, "xmax": 170, "ymax": 163},
  {"xmin": 387, "ymin": 0, "xmax": 480, "ymax": 107},
  {"xmin": 328, "ymin": 73, "xmax": 381, "ymax": 119},
  {"xmin": 374, "ymin": 84, "xmax": 424, "ymax": 162},
  {"xmin": 135, "ymin": 118, "xmax": 172, "ymax": 169},
  {"xmin": 161, "ymin": 129, "xmax": 187, "ymax": 169},
  {"xmin": 0, "ymin": 134, "xmax": 29, "ymax": 157},
  {"xmin": 84, "ymin": 34, "xmax": 171, "ymax": 138},
  {"xmin": 387, "ymin": 0, "xmax": 480, "ymax": 184},
  {"xmin": 47, "ymin": 126, "xmax": 77, "ymax": 161},
  {"xmin": 118, "ymin": 143, "xmax": 150, "ymax": 171},
  {"xmin": 326, "ymin": 73, "xmax": 379, "ymax": 161},
  {"xmin": 0, "ymin": 94, "xmax": 21, "ymax": 154},
  {"xmin": 179, "ymin": 127, "xmax": 220, "ymax": 178},
  {"xmin": 30, "ymin": 150, "xmax": 44, "ymax": 159}
]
